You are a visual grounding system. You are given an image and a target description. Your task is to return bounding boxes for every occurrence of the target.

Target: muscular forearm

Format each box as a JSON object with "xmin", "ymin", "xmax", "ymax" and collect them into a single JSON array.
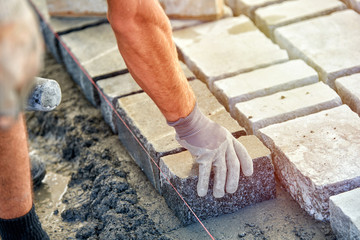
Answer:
[{"xmin": 107, "ymin": 0, "xmax": 195, "ymax": 121}]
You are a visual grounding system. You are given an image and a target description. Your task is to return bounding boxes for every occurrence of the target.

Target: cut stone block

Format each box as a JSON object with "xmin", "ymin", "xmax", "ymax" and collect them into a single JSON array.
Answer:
[
  {"xmin": 173, "ymin": 16, "xmax": 288, "ymax": 88},
  {"xmin": 59, "ymin": 24, "xmax": 123, "ymax": 106},
  {"xmin": 160, "ymin": 135, "xmax": 275, "ymax": 225},
  {"xmin": 30, "ymin": 0, "xmax": 50, "ymax": 21},
  {"xmin": 225, "ymin": 0, "xmax": 286, "ymax": 18},
  {"xmin": 234, "ymin": 82, "xmax": 342, "ymax": 135},
  {"xmin": 46, "ymin": 0, "xmax": 107, "ymax": 17},
  {"xmin": 96, "ymin": 74, "xmax": 142, "ymax": 133},
  {"xmin": 213, "ymin": 60, "xmax": 318, "ymax": 113},
  {"xmin": 159, "ymin": 0, "xmax": 224, "ymax": 21},
  {"xmin": 330, "ymin": 188, "xmax": 360, "ymax": 240},
  {"xmin": 258, "ymin": 105, "xmax": 360, "ymax": 221},
  {"xmin": 335, "ymin": 73, "xmax": 360, "ymax": 116},
  {"xmin": 254, "ymin": 0, "xmax": 346, "ymax": 39},
  {"xmin": 115, "ymin": 80, "xmax": 246, "ymax": 192},
  {"xmin": 274, "ymin": 10, "xmax": 360, "ymax": 89}
]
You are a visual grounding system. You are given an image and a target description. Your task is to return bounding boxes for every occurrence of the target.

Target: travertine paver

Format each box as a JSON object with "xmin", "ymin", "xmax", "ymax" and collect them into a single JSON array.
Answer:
[
  {"xmin": 213, "ymin": 60, "xmax": 318, "ymax": 113},
  {"xmin": 159, "ymin": 0, "xmax": 224, "ymax": 20},
  {"xmin": 160, "ymin": 135, "xmax": 275, "ymax": 225},
  {"xmin": 173, "ymin": 16, "xmax": 288, "ymax": 88},
  {"xmin": 330, "ymin": 188, "xmax": 360, "ymax": 240},
  {"xmin": 115, "ymin": 80, "xmax": 246, "ymax": 192},
  {"xmin": 225, "ymin": 0, "xmax": 286, "ymax": 18},
  {"xmin": 335, "ymin": 73, "xmax": 360, "ymax": 115},
  {"xmin": 254, "ymin": 0, "xmax": 346, "ymax": 39},
  {"xmin": 234, "ymin": 82, "xmax": 342, "ymax": 134},
  {"xmin": 259, "ymin": 105, "xmax": 360, "ymax": 220},
  {"xmin": 274, "ymin": 10, "xmax": 360, "ymax": 89}
]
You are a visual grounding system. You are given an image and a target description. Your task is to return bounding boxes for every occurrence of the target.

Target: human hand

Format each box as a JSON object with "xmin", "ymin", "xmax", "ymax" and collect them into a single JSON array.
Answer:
[
  {"xmin": 168, "ymin": 103, "xmax": 253, "ymax": 198},
  {"xmin": 0, "ymin": 0, "xmax": 44, "ymax": 128}
]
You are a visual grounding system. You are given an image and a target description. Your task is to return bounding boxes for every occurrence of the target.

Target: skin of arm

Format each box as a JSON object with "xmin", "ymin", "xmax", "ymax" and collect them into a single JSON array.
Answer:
[{"xmin": 106, "ymin": 0, "xmax": 196, "ymax": 122}]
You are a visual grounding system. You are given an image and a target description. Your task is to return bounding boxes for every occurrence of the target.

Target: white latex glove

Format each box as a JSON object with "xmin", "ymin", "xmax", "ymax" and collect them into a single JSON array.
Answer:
[{"xmin": 168, "ymin": 103, "xmax": 253, "ymax": 198}]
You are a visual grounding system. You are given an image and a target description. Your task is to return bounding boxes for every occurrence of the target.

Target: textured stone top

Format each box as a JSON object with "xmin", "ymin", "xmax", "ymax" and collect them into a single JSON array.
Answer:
[
  {"xmin": 46, "ymin": 0, "xmax": 107, "ymax": 17},
  {"xmin": 259, "ymin": 105, "xmax": 360, "ymax": 186}
]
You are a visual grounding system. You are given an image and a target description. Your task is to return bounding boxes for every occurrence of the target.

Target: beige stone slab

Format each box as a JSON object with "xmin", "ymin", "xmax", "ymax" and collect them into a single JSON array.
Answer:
[
  {"xmin": 117, "ymin": 80, "xmax": 245, "ymax": 153},
  {"xmin": 335, "ymin": 73, "xmax": 360, "ymax": 115},
  {"xmin": 173, "ymin": 16, "xmax": 288, "ymax": 88},
  {"xmin": 50, "ymin": 16, "xmax": 105, "ymax": 33},
  {"xmin": 258, "ymin": 105, "xmax": 360, "ymax": 220},
  {"xmin": 213, "ymin": 60, "xmax": 318, "ymax": 114},
  {"xmin": 159, "ymin": 0, "xmax": 224, "ymax": 21},
  {"xmin": 225, "ymin": 0, "xmax": 286, "ymax": 18},
  {"xmin": 30, "ymin": 0, "xmax": 50, "ymax": 21},
  {"xmin": 255, "ymin": 0, "xmax": 346, "ymax": 39},
  {"xmin": 274, "ymin": 10, "xmax": 360, "ymax": 89},
  {"xmin": 234, "ymin": 82, "xmax": 342, "ymax": 134},
  {"xmin": 46, "ymin": 0, "xmax": 107, "ymax": 17},
  {"xmin": 97, "ymin": 74, "xmax": 142, "ymax": 100}
]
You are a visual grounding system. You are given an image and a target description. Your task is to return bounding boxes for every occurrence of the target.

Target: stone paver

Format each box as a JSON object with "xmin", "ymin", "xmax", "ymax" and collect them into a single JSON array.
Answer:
[
  {"xmin": 159, "ymin": 0, "xmax": 224, "ymax": 20},
  {"xmin": 234, "ymin": 82, "xmax": 342, "ymax": 134},
  {"xmin": 173, "ymin": 16, "xmax": 288, "ymax": 88},
  {"xmin": 254, "ymin": 0, "xmax": 346, "ymax": 39},
  {"xmin": 329, "ymin": 188, "xmax": 360, "ymax": 240},
  {"xmin": 225, "ymin": 0, "xmax": 286, "ymax": 18},
  {"xmin": 274, "ymin": 10, "xmax": 360, "ymax": 89},
  {"xmin": 46, "ymin": 0, "xmax": 107, "ymax": 17},
  {"xmin": 335, "ymin": 73, "xmax": 360, "ymax": 116},
  {"xmin": 213, "ymin": 60, "xmax": 318, "ymax": 113},
  {"xmin": 259, "ymin": 105, "xmax": 360, "ymax": 220},
  {"xmin": 115, "ymin": 80, "xmax": 246, "ymax": 192},
  {"xmin": 160, "ymin": 135, "xmax": 275, "ymax": 225}
]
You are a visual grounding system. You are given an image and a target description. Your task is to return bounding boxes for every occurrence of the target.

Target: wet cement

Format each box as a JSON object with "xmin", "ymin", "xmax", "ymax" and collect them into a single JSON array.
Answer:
[{"xmin": 27, "ymin": 51, "xmax": 337, "ymax": 239}]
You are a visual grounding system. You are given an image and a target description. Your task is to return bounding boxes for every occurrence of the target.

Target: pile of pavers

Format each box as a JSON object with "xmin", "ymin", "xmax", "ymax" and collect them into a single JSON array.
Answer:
[{"xmin": 30, "ymin": 0, "xmax": 360, "ymax": 238}]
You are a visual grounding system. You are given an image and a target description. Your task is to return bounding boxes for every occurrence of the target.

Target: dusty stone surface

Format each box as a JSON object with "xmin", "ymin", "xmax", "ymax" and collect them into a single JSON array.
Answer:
[
  {"xmin": 46, "ymin": 0, "xmax": 107, "ymax": 17},
  {"xmin": 225, "ymin": 0, "xmax": 286, "ymax": 18},
  {"xmin": 173, "ymin": 16, "xmax": 288, "ymax": 88},
  {"xmin": 213, "ymin": 60, "xmax": 318, "ymax": 113},
  {"xmin": 274, "ymin": 10, "xmax": 360, "ymax": 89},
  {"xmin": 255, "ymin": 0, "xmax": 346, "ymax": 39},
  {"xmin": 115, "ymin": 80, "xmax": 246, "ymax": 191},
  {"xmin": 159, "ymin": 0, "xmax": 224, "ymax": 20},
  {"xmin": 160, "ymin": 135, "xmax": 275, "ymax": 225},
  {"xmin": 259, "ymin": 105, "xmax": 360, "ymax": 221},
  {"xmin": 335, "ymin": 73, "xmax": 360, "ymax": 115},
  {"xmin": 234, "ymin": 82, "xmax": 342, "ymax": 135},
  {"xmin": 330, "ymin": 188, "xmax": 360, "ymax": 240}
]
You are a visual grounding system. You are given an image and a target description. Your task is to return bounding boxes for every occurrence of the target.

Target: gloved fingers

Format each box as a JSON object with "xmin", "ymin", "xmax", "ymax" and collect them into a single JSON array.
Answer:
[
  {"xmin": 196, "ymin": 153, "xmax": 213, "ymax": 197},
  {"xmin": 233, "ymin": 140, "xmax": 253, "ymax": 176},
  {"xmin": 212, "ymin": 151, "xmax": 227, "ymax": 198},
  {"xmin": 225, "ymin": 143, "xmax": 240, "ymax": 194}
]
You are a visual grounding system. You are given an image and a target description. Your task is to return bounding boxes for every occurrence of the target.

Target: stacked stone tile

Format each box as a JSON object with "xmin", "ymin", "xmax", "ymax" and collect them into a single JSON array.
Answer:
[
  {"xmin": 225, "ymin": 0, "xmax": 286, "ymax": 18},
  {"xmin": 30, "ymin": 0, "xmax": 360, "ymax": 236}
]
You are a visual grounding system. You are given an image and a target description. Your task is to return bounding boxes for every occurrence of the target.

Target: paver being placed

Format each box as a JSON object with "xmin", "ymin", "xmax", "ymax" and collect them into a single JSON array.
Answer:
[
  {"xmin": 159, "ymin": 0, "xmax": 224, "ymax": 20},
  {"xmin": 160, "ymin": 135, "xmax": 275, "ymax": 225},
  {"xmin": 274, "ymin": 10, "xmax": 360, "ymax": 89},
  {"xmin": 225, "ymin": 0, "xmax": 286, "ymax": 18},
  {"xmin": 335, "ymin": 73, "xmax": 360, "ymax": 115},
  {"xmin": 329, "ymin": 188, "xmax": 360, "ymax": 240},
  {"xmin": 254, "ymin": 0, "xmax": 346, "ymax": 39},
  {"xmin": 173, "ymin": 16, "xmax": 289, "ymax": 88},
  {"xmin": 115, "ymin": 80, "xmax": 246, "ymax": 192},
  {"xmin": 234, "ymin": 82, "xmax": 342, "ymax": 135},
  {"xmin": 258, "ymin": 105, "xmax": 360, "ymax": 221},
  {"xmin": 213, "ymin": 60, "xmax": 319, "ymax": 113}
]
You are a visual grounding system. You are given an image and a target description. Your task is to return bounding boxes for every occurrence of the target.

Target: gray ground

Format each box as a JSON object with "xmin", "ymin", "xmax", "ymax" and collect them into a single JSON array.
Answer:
[{"xmin": 28, "ymin": 51, "xmax": 336, "ymax": 239}]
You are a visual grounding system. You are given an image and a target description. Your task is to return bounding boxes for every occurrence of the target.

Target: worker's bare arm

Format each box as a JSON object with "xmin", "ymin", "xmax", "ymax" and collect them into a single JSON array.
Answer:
[{"xmin": 106, "ymin": 0, "xmax": 195, "ymax": 122}]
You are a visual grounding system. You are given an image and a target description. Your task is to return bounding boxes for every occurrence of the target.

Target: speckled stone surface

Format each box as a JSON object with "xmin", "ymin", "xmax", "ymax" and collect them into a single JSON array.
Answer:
[
  {"xmin": 159, "ymin": 135, "xmax": 275, "ymax": 225},
  {"xmin": 254, "ymin": 0, "xmax": 345, "ymax": 39},
  {"xmin": 330, "ymin": 188, "xmax": 360, "ymax": 240},
  {"xmin": 173, "ymin": 16, "xmax": 288, "ymax": 88},
  {"xmin": 213, "ymin": 60, "xmax": 318, "ymax": 113},
  {"xmin": 225, "ymin": 0, "xmax": 286, "ymax": 18},
  {"xmin": 274, "ymin": 10, "xmax": 360, "ymax": 89},
  {"xmin": 259, "ymin": 105, "xmax": 360, "ymax": 221},
  {"xmin": 115, "ymin": 80, "xmax": 246, "ymax": 192},
  {"xmin": 234, "ymin": 82, "xmax": 342, "ymax": 135},
  {"xmin": 335, "ymin": 73, "xmax": 360, "ymax": 116}
]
